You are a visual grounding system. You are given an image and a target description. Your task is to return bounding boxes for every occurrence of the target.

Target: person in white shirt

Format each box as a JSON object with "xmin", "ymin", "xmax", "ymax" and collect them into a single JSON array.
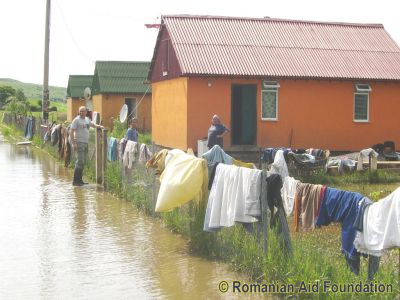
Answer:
[{"xmin": 70, "ymin": 106, "xmax": 103, "ymax": 186}]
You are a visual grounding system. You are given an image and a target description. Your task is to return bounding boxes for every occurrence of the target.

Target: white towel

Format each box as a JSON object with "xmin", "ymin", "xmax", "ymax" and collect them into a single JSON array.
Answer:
[
  {"xmin": 281, "ymin": 176, "xmax": 300, "ymax": 216},
  {"xmin": 204, "ymin": 164, "xmax": 260, "ymax": 231},
  {"xmin": 138, "ymin": 143, "xmax": 153, "ymax": 163},
  {"xmin": 118, "ymin": 138, "xmax": 126, "ymax": 162},
  {"xmin": 354, "ymin": 187, "xmax": 400, "ymax": 256},
  {"xmin": 123, "ymin": 140, "xmax": 138, "ymax": 169}
]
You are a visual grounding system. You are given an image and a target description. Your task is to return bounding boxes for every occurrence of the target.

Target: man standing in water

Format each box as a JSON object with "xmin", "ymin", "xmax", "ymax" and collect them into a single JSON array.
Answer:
[{"xmin": 70, "ymin": 106, "xmax": 104, "ymax": 186}]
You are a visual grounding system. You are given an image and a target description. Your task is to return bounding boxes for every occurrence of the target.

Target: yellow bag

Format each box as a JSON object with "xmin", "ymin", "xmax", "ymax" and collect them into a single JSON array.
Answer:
[{"xmin": 156, "ymin": 149, "xmax": 207, "ymax": 212}]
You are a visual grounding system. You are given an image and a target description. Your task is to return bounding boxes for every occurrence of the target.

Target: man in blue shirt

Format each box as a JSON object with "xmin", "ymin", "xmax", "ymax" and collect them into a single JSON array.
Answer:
[
  {"xmin": 125, "ymin": 118, "xmax": 138, "ymax": 142},
  {"xmin": 207, "ymin": 115, "xmax": 230, "ymax": 149}
]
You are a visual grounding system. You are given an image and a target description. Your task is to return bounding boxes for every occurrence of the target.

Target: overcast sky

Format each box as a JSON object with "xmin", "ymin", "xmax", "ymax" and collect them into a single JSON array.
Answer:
[{"xmin": 1, "ymin": 0, "xmax": 400, "ymax": 88}]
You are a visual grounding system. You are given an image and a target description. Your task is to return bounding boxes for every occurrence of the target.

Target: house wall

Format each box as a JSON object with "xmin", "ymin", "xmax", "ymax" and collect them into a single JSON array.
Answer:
[
  {"xmin": 258, "ymin": 79, "xmax": 400, "ymax": 151},
  {"xmin": 150, "ymin": 28, "xmax": 182, "ymax": 83},
  {"xmin": 186, "ymin": 77, "xmax": 261, "ymax": 151},
  {"xmin": 152, "ymin": 77, "xmax": 188, "ymax": 149},
  {"xmin": 92, "ymin": 93, "xmax": 152, "ymax": 132},
  {"xmin": 182, "ymin": 78, "xmax": 400, "ymax": 151},
  {"xmin": 92, "ymin": 94, "xmax": 105, "ymax": 124},
  {"xmin": 67, "ymin": 97, "xmax": 86, "ymax": 122},
  {"xmin": 137, "ymin": 94, "xmax": 152, "ymax": 133}
]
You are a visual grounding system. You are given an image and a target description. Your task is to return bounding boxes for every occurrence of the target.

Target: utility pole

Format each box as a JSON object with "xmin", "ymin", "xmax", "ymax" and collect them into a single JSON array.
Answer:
[{"xmin": 42, "ymin": 0, "xmax": 51, "ymax": 122}]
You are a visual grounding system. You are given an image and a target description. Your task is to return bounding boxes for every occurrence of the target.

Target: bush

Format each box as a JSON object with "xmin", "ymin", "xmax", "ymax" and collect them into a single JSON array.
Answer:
[
  {"xmin": 57, "ymin": 112, "xmax": 67, "ymax": 122},
  {"xmin": 5, "ymin": 97, "xmax": 29, "ymax": 115},
  {"xmin": 29, "ymin": 104, "xmax": 41, "ymax": 112},
  {"xmin": 49, "ymin": 106, "xmax": 57, "ymax": 112}
]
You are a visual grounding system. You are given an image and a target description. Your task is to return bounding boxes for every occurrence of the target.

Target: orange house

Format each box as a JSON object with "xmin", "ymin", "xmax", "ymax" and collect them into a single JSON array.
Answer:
[
  {"xmin": 91, "ymin": 61, "xmax": 152, "ymax": 131},
  {"xmin": 148, "ymin": 15, "xmax": 400, "ymax": 152},
  {"xmin": 66, "ymin": 75, "xmax": 93, "ymax": 122}
]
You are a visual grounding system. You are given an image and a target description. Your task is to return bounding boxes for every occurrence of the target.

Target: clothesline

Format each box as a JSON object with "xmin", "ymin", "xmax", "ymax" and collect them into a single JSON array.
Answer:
[
  {"xmin": 106, "ymin": 136, "xmax": 153, "ymax": 168},
  {"xmin": 146, "ymin": 146, "xmax": 400, "ymax": 281}
]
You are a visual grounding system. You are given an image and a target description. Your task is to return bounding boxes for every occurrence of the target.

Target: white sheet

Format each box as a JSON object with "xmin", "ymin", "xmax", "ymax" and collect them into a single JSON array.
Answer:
[
  {"xmin": 270, "ymin": 150, "xmax": 289, "ymax": 179},
  {"xmin": 204, "ymin": 164, "xmax": 261, "ymax": 231},
  {"xmin": 354, "ymin": 187, "xmax": 400, "ymax": 256}
]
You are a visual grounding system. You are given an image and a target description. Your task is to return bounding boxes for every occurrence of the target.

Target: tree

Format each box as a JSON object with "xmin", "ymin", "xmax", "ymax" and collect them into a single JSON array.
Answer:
[
  {"xmin": 4, "ymin": 96, "xmax": 30, "ymax": 115},
  {"xmin": 15, "ymin": 88, "xmax": 26, "ymax": 102},
  {"xmin": 0, "ymin": 85, "xmax": 16, "ymax": 109}
]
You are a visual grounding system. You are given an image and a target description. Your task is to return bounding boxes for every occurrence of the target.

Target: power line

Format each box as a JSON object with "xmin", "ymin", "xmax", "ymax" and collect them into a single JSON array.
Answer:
[{"xmin": 53, "ymin": 0, "xmax": 94, "ymax": 64}]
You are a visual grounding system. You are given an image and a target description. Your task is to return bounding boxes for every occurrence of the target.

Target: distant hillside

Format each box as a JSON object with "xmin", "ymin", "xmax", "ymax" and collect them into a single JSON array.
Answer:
[{"xmin": 0, "ymin": 78, "xmax": 66, "ymax": 101}]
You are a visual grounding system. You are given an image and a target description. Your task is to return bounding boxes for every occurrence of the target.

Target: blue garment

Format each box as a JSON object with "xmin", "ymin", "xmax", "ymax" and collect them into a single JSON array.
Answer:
[
  {"xmin": 125, "ymin": 128, "xmax": 138, "ymax": 142},
  {"xmin": 261, "ymin": 148, "xmax": 291, "ymax": 164},
  {"xmin": 107, "ymin": 137, "xmax": 118, "ymax": 161},
  {"xmin": 207, "ymin": 124, "xmax": 227, "ymax": 148},
  {"xmin": 202, "ymin": 144, "xmax": 232, "ymax": 165},
  {"xmin": 353, "ymin": 197, "xmax": 373, "ymax": 232},
  {"xmin": 25, "ymin": 117, "xmax": 34, "ymax": 140},
  {"xmin": 352, "ymin": 197, "xmax": 380, "ymax": 280},
  {"xmin": 316, "ymin": 188, "xmax": 364, "ymax": 275}
]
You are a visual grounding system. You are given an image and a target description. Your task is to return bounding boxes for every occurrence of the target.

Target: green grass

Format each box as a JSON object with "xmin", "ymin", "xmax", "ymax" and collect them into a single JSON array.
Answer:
[
  {"xmin": 28, "ymin": 111, "xmax": 67, "ymax": 123},
  {"xmin": 300, "ymin": 170, "xmax": 400, "ymax": 200},
  {"xmin": 27, "ymin": 99, "xmax": 67, "ymax": 113}
]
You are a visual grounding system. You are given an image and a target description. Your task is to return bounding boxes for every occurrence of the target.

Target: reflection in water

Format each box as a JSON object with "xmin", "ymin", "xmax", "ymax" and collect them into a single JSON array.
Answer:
[{"xmin": 0, "ymin": 137, "xmax": 254, "ymax": 299}]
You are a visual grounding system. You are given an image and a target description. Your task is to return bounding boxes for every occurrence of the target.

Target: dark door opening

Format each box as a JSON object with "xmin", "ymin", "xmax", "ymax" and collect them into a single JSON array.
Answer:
[
  {"xmin": 125, "ymin": 98, "xmax": 137, "ymax": 121},
  {"xmin": 231, "ymin": 84, "xmax": 257, "ymax": 145}
]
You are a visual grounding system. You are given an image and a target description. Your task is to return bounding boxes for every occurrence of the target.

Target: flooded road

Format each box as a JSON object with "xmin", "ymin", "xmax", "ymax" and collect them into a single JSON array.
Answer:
[{"xmin": 0, "ymin": 136, "xmax": 249, "ymax": 299}]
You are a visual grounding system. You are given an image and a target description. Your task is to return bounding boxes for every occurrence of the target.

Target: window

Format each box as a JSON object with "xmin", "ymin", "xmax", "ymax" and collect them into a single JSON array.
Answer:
[
  {"xmin": 162, "ymin": 39, "xmax": 169, "ymax": 77},
  {"xmin": 355, "ymin": 84, "xmax": 372, "ymax": 93},
  {"xmin": 261, "ymin": 81, "xmax": 279, "ymax": 120},
  {"xmin": 354, "ymin": 84, "xmax": 371, "ymax": 122}
]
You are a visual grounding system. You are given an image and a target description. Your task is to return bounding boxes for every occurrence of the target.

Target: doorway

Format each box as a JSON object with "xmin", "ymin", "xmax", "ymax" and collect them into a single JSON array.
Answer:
[
  {"xmin": 231, "ymin": 84, "xmax": 257, "ymax": 145},
  {"xmin": 125, "ymin": 98, "xmax": 137, "ymax": 121}
]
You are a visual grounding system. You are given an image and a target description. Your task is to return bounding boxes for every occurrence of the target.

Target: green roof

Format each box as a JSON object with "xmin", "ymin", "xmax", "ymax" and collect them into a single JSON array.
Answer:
[
  {"xmin": 92, "ymin": 61, "xmax": 151, "ymax": 94},
  {"xmin": 67, "ymin": 75, "xmax": 93, "ymax": 98}
]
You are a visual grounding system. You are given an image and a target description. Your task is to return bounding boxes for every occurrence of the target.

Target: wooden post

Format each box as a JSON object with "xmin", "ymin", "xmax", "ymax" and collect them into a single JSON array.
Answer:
[
  {"xmin": 102, "ymin": 128, "xmax": 108, "ymax": 188},
  {"xmin": 369, "ymin": 154, "xmax": 371, "ymax": 171},
  {"xmin": 152, "ymin": 141, "xmax": 156, "ymax": 214},
  {"xmin": 42, "ymin": 0, "xmax": 51, "ymax": 121},
  {"xmin": 95, "ymin": 127, "xmax": 102, "ymax": 184},
  {"xmin": 261, "ymin": 171, "xmax": 269, "ymax": 254}
]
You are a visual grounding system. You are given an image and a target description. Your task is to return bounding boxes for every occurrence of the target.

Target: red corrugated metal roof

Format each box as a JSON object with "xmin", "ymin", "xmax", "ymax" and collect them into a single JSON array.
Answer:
[{"xmin": 162, "ymin": 15, "xmax": 400, "ymax": 80}]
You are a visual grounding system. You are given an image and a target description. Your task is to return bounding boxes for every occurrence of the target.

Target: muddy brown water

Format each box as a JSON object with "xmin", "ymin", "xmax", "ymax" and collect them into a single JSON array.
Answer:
[{"xmin": 0, "ymin": 136, "xmax": 264, "ymax": 299}]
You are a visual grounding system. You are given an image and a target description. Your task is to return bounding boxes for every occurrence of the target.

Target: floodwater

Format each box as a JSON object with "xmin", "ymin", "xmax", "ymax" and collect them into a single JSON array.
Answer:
[{"xmin": 0, "ymin": 135, "xmax": 253, "ymax": 299}]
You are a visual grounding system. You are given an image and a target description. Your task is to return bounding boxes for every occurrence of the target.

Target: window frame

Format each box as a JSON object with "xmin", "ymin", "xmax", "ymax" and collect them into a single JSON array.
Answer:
[
  {"xmin": 261, "ymin": 81, "xmax": 279, "ymax": 121},
  {"xmin": 353, "ymin": 92, "xmax": 369, "ymax": 122},
  {"xmin": 355, "ymin": 84, "xmax": 372, "ymax": 93}
]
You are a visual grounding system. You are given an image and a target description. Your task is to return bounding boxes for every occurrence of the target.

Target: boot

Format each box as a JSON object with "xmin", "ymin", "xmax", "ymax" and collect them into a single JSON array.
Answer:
[
  {"xmin": 77, "ymin": 168, "xmax": 88, "ymax": 185},
  {"xmin": 72, "ymin": 168, "xmax": 84, "ymax": 186}
]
